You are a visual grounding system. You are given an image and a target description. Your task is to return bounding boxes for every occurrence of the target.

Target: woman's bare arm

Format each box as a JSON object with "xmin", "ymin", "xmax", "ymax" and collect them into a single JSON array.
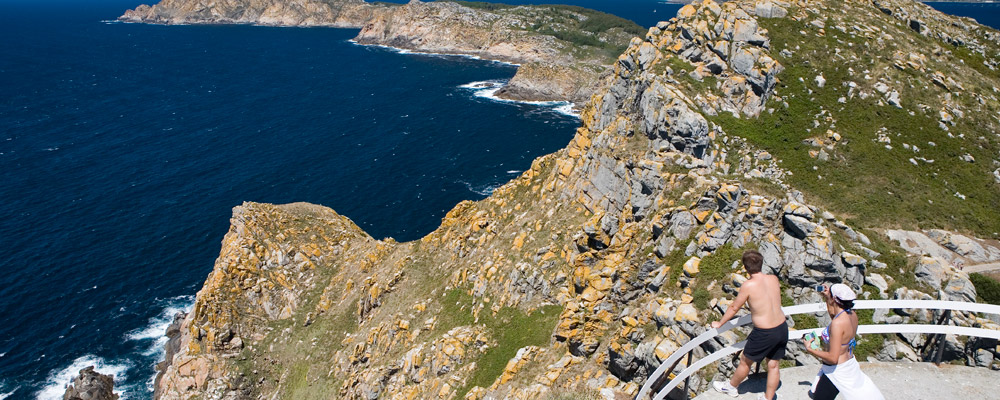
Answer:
[{"xmin": 806, "ymin": 318, "xmax": 846, "ymax": 364}]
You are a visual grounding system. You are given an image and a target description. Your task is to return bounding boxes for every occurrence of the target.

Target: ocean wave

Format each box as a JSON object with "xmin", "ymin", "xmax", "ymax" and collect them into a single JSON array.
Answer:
[
  {"xmin": 458, "ymin": 80, "xmax": 580, "ymax": 118},
  {"xmin": 460, "ymin": 180, "xmax": 502, "ymax": 196},
  {"xmin": 123, "ymin": 295, "xmax": 195, "ymax": 394},
  {"xmin": 0, "ymin": 379, "xmax": 18, "ymax": 400},
  {"xmin": 36, "ymin": 355, "xmax": 129, "ymax": 400},
  {"xmin": 125, "ymin": 295, "xmax": 195, "ymax": 357},
  {"xmin": 552, "ymin": 103, "xmax": 581, "ymax": 118}
]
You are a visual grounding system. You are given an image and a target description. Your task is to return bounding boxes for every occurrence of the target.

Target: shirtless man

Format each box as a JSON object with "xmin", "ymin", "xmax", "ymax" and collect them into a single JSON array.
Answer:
[{"xmin": 710, "ymin": 250, "xmax": 787, "ymax": 400}]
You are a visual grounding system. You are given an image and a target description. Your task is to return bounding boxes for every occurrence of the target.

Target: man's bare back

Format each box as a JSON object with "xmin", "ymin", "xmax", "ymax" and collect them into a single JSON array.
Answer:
[
  {"xmin": 711, "ymin": 250, "xmax": 786, "ymax": 400},
  {"xmin": 742, "ymin": 274, "xmax": 785, "ymax": 329}
]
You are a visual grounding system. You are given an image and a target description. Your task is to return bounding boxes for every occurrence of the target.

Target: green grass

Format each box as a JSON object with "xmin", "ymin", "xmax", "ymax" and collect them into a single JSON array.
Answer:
[
  {"xmin": 537, "ymin": 27, "xmax": 611, "ymax": 50},
  {"xmin": 433, "ymin": 288, "xmax": 478, "ymax": 336},
  {"xmin": 538, "ymin": 5, "xmax": 645, "ymax": 36},
  {"xmin": 780, "ymin": 285, "xmax": 795, "ymax": 307},
  {"xmin": 791, "ymin": 313, "xmax": 819, "ymax": 330},
  {"xmin": 708, "ymin": 16, "xmax": 1000, "ymax": 238},
  {"xmin": 452, "ymin": 1, "xmax": 643, "ymax": 59},
  {"xmin": 662, "ymin": 239, "xmax": 693, "ymax": 286},
  {"xmin": 970, "ymin": 273, "xmax": 1000, "ymax": 305},
  {"xmin": 577, "ymin": 9, "xmax": 646, "ymax": 36},
  {"xmin": 523, "ymin": 5, "xmax": 643, "ymax": 57},
  {"xmin": 693, "ymin": 287, "xmax": 712, "ymax": 310},
  {"xmin": 454, "ymin": 1, "xmax": 516, "ymax": 11},
  {"xmin": 699, "ymin": 244, "xmax": 757, "ymax": 286},
  {"xmin": 437, "ymin": 289, "xmax": 563, "ymax": 398},
  {"xmin": 853, "ymin": 308, "xmax": 886, "ymax": 360}
]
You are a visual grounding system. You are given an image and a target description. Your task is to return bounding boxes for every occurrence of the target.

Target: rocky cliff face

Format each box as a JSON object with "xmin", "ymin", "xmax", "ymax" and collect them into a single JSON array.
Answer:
[{"xmin": 149, "ymin": 0, "xmax": 1000, "ymax": 399}]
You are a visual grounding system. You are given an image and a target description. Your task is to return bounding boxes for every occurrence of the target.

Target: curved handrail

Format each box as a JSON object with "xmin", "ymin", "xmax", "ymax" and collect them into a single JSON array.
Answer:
[{"xmin": 635, "ymin": 300, "xmax": 1000, "ymax": 400}]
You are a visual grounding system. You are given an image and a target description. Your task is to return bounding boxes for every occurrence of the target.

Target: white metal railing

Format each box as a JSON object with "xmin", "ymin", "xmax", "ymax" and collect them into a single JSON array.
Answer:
[{"xmin": 635, "ymin": 300, "xmax": 1000, "ymax": 400}]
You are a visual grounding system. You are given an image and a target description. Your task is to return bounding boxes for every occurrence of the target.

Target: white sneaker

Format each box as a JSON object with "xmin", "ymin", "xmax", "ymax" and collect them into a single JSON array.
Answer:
[
  {"xmin": 757, "ymin": 394, "xmax": 776, "ymax": 400},
  {"xmin": 712, "ymin": 381, "xmax": 739, "ymax": 397}
]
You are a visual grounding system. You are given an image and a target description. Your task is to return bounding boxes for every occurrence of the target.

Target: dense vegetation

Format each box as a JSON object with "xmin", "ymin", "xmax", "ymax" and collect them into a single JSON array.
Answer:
[
  {"xmin": 453, "ymin": 1, "xmax": 516, "ymax": 12},
  {"xmin": 455, "ymin": 1, "xmax": 645, "ymax": 57},
  {"xmin": 439, "ymin": 289, "xmax": 564, "ymax": 398},
  {"xmin": 970, "ymin": 273, "xmax": 1000, "ymax": 305}
]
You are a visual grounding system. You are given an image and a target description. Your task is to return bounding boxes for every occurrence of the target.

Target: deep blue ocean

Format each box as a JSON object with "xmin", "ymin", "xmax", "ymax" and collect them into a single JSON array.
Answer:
[{"xmin": 0, "ymin": 1, "xmax": 996, "ymax": 399}]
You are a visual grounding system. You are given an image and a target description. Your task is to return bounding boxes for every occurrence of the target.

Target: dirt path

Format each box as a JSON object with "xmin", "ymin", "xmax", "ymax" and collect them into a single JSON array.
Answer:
[{"xmin": 964, "ymin": 262, "xmax": 1000, "ymax": 274}]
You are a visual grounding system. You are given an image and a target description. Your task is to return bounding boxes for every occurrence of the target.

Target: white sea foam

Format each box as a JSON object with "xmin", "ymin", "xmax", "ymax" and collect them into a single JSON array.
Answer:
[
  {"xmin": 506, "ymin": 170, "xmax": 521, "ymax": 174},
  {"xmin": 36, "ymin": 355, "xmax": 129, "ymax": 400},
  {"xmin": 460, "ymin": 180, "xmax": 503, "ymax": 196},
  {"xmin": 0, "ymin": 379, "xmax": 18, "ymax": 400},
  {"xmin": 123, "ymin": 295, "xmax": 195, "ymax": 394},
  {"xmin": 458, "ymin": 80, "xmax": 580, "ymax": 118},
  {"xmin": 552, "ymin": 103, "xmax": 581, "ymax": 118},
  {"xmin": 125, "ymin": 295, "xmax": 195, "ymax": 358}
]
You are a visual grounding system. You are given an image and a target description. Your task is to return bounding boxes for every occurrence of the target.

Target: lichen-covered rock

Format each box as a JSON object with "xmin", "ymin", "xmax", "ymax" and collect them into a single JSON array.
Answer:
[{"xmin": 63, "ymin": 366, "xmax": 118, "ymax": 400}]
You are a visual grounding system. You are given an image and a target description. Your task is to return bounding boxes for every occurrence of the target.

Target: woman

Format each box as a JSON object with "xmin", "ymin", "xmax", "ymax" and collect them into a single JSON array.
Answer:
[{"xmin": 804, "ymin": 283, "xmax": 885, "ymax": 400}]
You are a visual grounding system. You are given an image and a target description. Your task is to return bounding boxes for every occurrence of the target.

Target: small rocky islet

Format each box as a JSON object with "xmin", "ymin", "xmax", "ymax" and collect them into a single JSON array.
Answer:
[{"xmin": 98, "ymin": 0, "xmax": 1000, "ymax": 399}]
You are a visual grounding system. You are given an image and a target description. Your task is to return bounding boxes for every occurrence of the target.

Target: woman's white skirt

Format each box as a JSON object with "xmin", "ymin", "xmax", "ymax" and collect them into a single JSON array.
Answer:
[{"xmin": 811, "ymin": 358, "xmax": 885, "ymax": 400}]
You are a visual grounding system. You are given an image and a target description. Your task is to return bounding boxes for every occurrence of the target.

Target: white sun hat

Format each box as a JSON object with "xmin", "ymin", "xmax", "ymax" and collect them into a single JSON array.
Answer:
[{"xmin": 830, "ymin": 283, "xmax": 857, "ymax": 302}]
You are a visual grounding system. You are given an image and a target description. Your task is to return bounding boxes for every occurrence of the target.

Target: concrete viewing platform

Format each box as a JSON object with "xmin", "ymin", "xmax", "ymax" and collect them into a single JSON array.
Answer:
[{"xmin": 692, "ymin": 362, "xmax": 1000, "ymax": 400}]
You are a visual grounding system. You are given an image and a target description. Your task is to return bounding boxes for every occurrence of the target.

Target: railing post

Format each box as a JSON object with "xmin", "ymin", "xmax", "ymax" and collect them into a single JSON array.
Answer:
[
  {"xmin": 683, "ymin": 352, "xmax": 693, "ymax": 400},
  {"xmin": 934, "ymin": 310, "xmax": 951, "ymax": 365}
]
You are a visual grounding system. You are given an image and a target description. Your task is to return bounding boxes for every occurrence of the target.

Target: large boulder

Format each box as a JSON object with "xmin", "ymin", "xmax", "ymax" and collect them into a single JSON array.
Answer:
[
  {"xmin": 942, "ymin": 273, "xmax": 977, "ymax": 303},
  {"xmin": 915, "ymin": 256, "xmax": 950, "ymax": 290},
  {"xmin": 63, "ymin": 366, "xmax": 118, "ymax": 400}
]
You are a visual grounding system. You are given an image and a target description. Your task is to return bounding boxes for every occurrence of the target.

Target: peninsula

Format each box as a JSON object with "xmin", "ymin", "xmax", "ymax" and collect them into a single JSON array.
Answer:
[{"xmin": 118, "ymin": 0, "xmax": 1000, "ymax": 399}]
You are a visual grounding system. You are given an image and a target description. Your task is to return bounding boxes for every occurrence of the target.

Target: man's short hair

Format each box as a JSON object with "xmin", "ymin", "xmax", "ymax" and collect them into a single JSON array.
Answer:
[{"xmin": 743, "ymin": 250, "xmax": 764, "ymax": 274}]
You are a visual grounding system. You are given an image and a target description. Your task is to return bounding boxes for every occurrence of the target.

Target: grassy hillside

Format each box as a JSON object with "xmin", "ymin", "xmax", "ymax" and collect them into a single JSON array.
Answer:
[{"xmin": 704, "ymin": 3, "xmax": 1000, "ymax": 237}]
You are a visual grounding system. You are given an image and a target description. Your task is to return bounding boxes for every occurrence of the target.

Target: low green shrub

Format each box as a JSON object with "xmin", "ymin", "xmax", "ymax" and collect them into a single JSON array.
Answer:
[{"xmin": 970, "ymin": 273, "xmax": 1000, "ymax": 305}]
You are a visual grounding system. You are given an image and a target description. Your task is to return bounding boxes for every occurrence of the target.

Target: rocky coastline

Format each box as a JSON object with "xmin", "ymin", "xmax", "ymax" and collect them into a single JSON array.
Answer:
[
  {"xmin": 120, "ymin": 0, "xmax": 644, "ymax": 105},
  {"xmin": 118, "ymin": 0, "xmax": 1000, "ymax": 399}
]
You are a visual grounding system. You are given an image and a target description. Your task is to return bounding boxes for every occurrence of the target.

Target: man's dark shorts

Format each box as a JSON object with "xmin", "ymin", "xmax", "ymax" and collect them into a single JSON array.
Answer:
[{"xmin": 743, "ymin": 321, "xmax": 788, "ymax": 362}]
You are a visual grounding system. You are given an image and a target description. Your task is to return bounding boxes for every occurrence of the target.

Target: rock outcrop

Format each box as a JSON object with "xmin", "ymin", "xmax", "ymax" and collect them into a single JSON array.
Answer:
[
  {"xmin": 62, "ymin": 366, "xmax": 118, "ymax": 400},
  {"xmin": 142, "ymin": 0, "xmax": 1000, "ymax": 399},
  {"xmin": 120, "ymin": 0, "xmax": 377, "ymax": 27}
]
